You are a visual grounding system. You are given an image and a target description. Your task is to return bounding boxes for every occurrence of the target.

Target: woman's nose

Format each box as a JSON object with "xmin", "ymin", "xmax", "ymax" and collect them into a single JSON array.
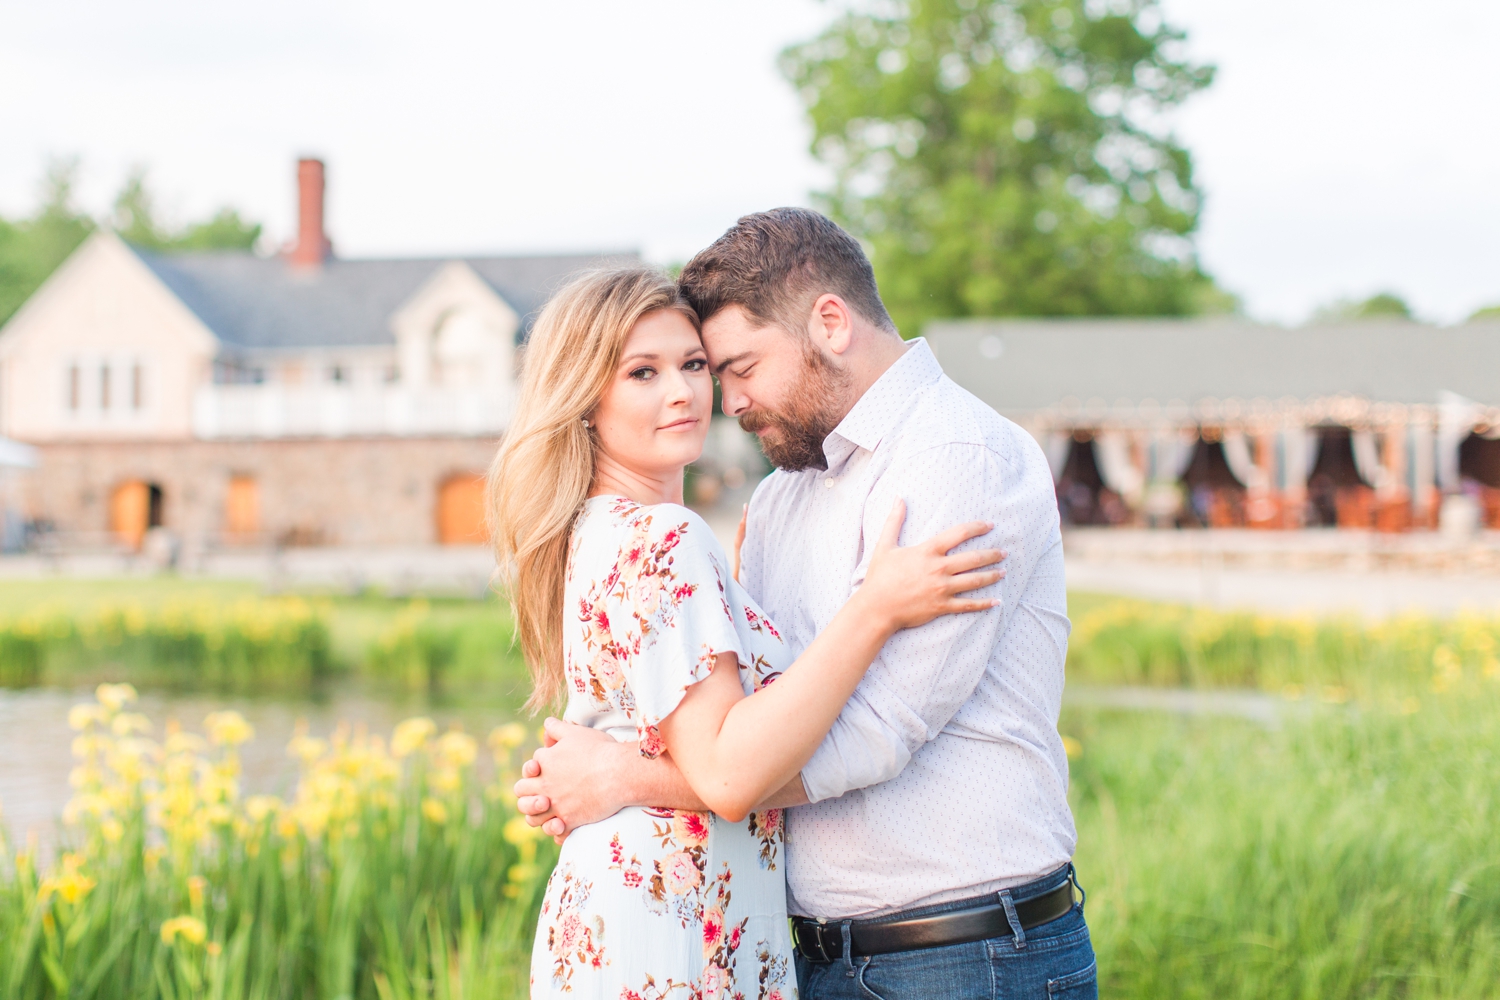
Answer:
[{"xmin": 663, "ymin": 369, "xmax": 695, "ymax": 405}]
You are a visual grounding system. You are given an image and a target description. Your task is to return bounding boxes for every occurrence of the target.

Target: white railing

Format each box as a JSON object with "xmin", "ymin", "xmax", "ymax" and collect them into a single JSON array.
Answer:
[{"xmin": 192, "ymin": 384, "xmax": 512, "ymax": 439}]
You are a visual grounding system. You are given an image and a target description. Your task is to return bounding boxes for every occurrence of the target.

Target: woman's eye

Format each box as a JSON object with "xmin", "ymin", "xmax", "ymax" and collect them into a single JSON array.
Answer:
[
  {"xmin": 683, "ymin": 359, "xmax": 707, "ymax": 372},
  {"xmin": 629, "ymin": 367, "xmax": 656, "ymax": 381}
]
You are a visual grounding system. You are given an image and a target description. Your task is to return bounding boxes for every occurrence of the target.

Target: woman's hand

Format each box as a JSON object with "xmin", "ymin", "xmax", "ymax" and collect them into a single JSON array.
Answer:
[
  {"xmin": 731, "ymin": 504, "xmax": 747, "ymax": 583},
  {"xmin": 857, "ymin": 499, "xmax": 1005, "ymax": 633}
]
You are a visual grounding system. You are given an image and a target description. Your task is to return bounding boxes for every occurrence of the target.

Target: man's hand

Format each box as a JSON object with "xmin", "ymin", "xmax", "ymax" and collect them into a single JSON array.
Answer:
[{"xmin": 514, "ymin": 718, "xmax": 639, "ymax": 842}]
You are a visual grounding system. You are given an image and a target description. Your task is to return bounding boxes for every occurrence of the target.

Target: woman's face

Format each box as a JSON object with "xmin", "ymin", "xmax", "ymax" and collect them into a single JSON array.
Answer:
[{"xmin": 590, "ymin": 308, "xmax": 713, "ymax": 483}]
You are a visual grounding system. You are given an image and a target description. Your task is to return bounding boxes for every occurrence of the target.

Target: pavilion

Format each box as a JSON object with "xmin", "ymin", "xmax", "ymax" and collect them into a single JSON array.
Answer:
[{"xmin": 926, "ymin": 318, "xmax": 1500, "ymax": 531}]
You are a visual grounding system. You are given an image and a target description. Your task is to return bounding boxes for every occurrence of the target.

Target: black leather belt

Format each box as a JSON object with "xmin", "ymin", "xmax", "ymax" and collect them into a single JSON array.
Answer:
[{"xmin": 791, "ymin": 878, "xmax": 1077, "ymax": 963}]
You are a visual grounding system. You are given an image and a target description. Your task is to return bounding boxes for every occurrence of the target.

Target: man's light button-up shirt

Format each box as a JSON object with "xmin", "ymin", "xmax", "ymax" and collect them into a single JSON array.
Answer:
[{"xmin": 740, "ymin": 338, "xmax": 1077, "ymax": 920}]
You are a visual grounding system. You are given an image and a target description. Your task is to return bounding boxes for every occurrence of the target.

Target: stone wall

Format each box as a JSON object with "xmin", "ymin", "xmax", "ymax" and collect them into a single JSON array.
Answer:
[{"xmin": 24, "ymin": 436, "xmax": 501, "ymax": 549}]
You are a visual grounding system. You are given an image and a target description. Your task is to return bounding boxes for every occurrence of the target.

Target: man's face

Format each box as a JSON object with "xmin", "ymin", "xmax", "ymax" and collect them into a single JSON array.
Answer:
[{"xmin": 701, "ymin": 304, "xmax": 851, "ymax": 472}]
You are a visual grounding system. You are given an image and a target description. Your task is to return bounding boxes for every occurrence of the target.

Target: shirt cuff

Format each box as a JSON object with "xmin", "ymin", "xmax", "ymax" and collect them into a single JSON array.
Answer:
[{"xmin": 799, "ymin": 697, "xmax": 913, "ymax": 803}]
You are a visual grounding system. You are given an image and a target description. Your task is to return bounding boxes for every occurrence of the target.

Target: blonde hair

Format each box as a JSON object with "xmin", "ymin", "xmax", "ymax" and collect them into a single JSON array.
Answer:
[{"xmin": 487, "ymin": 267, "xmax": 698, "ymax": 711}]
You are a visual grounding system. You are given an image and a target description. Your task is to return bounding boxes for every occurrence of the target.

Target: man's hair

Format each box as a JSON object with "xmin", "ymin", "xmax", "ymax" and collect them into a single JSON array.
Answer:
[{"xmin": 678, "ymin": 208, "xmax": 896, "ymax": 337}]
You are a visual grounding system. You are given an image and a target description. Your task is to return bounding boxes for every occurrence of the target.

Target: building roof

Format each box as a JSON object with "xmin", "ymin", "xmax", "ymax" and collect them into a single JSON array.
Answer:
[
  {"xmin": 925, "ymin": 318, "xmax": 1500, "ymax": 419},
  {"xmin": 133, "ymin": 247, "xmax": 640, "ymax": 352}
]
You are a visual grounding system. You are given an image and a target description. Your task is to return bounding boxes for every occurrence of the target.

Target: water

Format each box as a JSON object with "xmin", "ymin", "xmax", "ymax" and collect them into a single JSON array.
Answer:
[
  {"xmin": 3, "ymin": 678, "xmax": 1298, "ymax": 854},
  {"xmin": 0, "ymin": 684, "xmax": 529, "ymax": 852}
]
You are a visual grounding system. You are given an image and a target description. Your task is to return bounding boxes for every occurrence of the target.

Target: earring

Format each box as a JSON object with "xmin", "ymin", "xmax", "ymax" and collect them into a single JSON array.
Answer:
[{"xmin": 581, "ymin": 417, "xmax": 591, "ymax": 428}]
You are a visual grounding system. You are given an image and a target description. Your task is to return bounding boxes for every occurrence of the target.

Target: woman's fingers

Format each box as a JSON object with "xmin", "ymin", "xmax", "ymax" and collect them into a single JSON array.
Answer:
[
  {"xmin": 941, "ymin": 548, "xmax": 1006, "ymax": 574},
  {"xmin": 874, "ymin": 498, "xmax": 907, "ymax": 553},
  {"xmin": 925, "ymin": 519, "xmax": 994, "ymax": 554},
  {"xmin": 943, "ymin": 596, "xmax": 1004, "ymax": 613},
  {"xmin": 731, "ymin": 504, "xmax": 747, "ymax": 583},
  {"xmin": 945, "ymin": 569, "xmax": 1005, "ymax": 594}
]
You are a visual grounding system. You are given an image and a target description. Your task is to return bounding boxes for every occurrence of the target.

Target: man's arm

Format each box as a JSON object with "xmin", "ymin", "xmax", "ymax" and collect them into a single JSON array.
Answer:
[
  {"xmin": 514, "ymin": 718, "xmax": 808, "ymax": 839},
  {"xmin": 798, "ymin": 439, "xmax": 1049, "ymax": 803}
]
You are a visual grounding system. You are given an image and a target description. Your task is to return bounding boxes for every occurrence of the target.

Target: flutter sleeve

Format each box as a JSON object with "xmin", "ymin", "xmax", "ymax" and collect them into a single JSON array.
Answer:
[{"xmin": 608, "ymin": 506, "xmax": 748, "ymax": 758}]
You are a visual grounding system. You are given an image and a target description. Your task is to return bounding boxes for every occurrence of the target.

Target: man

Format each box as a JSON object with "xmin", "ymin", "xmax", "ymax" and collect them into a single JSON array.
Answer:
[{"xmin": 514, "ymin": 208, "xmax": 1095, "ymax": 998}]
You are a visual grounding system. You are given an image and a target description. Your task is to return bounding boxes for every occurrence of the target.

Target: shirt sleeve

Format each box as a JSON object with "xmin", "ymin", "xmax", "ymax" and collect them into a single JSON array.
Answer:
[
  {"xmin": 611, "ymin": 508, "xmax": 747, "ymax": 759},
  {"xmin": 799, "ymin": 440, "xmax": 1058, "ymax": 802}
]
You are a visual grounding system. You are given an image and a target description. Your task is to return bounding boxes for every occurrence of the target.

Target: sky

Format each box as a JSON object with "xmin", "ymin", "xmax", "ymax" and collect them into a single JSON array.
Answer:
[{"xmin": 1, "ymin": 0, "xmax": 1497, "ymax": 325}]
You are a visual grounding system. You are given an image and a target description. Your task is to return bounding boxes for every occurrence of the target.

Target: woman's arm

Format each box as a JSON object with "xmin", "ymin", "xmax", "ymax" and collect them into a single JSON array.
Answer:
[
  {"xmin": 656, "ymin": 500, "xmax": 1001, "ymax": 822},
  {"xmin": 515, "ymin": 721, "xmax": 807, "ymax": 843}
]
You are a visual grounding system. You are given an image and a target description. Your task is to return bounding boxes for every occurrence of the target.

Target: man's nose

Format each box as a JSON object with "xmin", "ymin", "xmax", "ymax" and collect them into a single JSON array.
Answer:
[{"xmin": 721, "ymin": 388, "xmax": 749, "ymax": 417}]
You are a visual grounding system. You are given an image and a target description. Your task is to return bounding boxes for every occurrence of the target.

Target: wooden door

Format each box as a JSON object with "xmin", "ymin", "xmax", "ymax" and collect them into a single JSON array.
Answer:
[
  {"xmin": 436, "ymin": 474, "xmax": 487, "ymax": 545},
  {"xmin": 110, "ymin": 481, "xmax": 150, "ymax": 550},
  {"xmin": 225, "ymin": 475, "xmax": 259, "ymax": 538}
]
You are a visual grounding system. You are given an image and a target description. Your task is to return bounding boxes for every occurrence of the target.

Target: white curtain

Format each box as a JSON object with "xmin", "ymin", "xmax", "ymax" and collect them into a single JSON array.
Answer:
[
  {"xmin": 1094, "ymin": 431, "xmax": 1145, "ymax": 502},
  {"xmin": 1151, "ymin": 430, "xmax": 1198, "ymax": 481},
  {"xmin": 1280, "ymin": 427, "xmax": 1318, "ymax": 492},
  {"xmin": 1221, "ymin": 432, "xmax": 1264, "ymax": 490},
  {"xmin": 1437, "ymin": 391, "xmax": 1480, "ymax": 490},
  {"xmin": 1351, "ymin": 430, "xmax": 1389, "ymax": 490},
  {"xmin": 1043, "ymin": 432, "xmax": 1071, "ymax": 483},
  {"xmin": 1411, "ymin": 419, "xmax": 1436, "ymax": 511}
]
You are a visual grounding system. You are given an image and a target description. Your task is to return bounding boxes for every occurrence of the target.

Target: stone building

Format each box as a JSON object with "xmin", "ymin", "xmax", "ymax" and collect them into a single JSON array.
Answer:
[
  {"xmin": 927, "ymin": 319, "xmax": 1500, "ymax": 531},
  {"xmin": 0, "ymin": 159, "xmax": 635, "ymax": 554}
]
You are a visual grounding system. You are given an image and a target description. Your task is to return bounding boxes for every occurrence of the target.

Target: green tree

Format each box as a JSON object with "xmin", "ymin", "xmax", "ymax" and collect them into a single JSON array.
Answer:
[
  {"xmin": 1467, "ymin": 303, "xmax": 1500, "ymax": 323},
  {"xmin": 0, "ymin": 159, "xmax": 94, "ymax": 326},
  {"xmin": 781, "ymin": 0, "xmax": 1224, "ymax": 334},
  {"xmin": 113, "ymin": 167, "xmax": 261, "ymax": 252},
  {"xmin": 0, "ymin": 162, "xmax": 263, "ymax": 328},
  {"xmin": 1314, "ymin": 291, "xmax": 1413, "ymax": 323},
  {"xmin": 111, "ymin": 167, "xmax": 170, "ymax": 249},
  {"xmin": 174, "ymin": 208, "xmax": 261, "ymax": 251}
]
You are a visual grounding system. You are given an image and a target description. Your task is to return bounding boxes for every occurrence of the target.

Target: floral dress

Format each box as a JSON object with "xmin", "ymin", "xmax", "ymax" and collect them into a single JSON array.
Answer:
[{"xmin": 531, "ymin": 496, "xmax": 797, "ymax": 1000}]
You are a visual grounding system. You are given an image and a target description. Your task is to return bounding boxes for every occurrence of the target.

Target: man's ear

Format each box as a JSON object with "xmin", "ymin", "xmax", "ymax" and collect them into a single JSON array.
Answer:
[{"xmin": 808, "ymin": 294, "xmax": 856, "ymax": 356}]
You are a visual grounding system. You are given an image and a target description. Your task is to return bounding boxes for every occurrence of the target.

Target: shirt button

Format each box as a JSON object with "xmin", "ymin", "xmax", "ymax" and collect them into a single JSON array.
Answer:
[{"xmin": 824, "ymin": 478, "xmax": 835, "ymax": 489}]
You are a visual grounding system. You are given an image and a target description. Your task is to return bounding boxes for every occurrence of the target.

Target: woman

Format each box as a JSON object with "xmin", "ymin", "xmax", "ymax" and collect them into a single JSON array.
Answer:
[{"xmin": 488, "ymin": 267, "xmax": 1003, "ymax": 1000}]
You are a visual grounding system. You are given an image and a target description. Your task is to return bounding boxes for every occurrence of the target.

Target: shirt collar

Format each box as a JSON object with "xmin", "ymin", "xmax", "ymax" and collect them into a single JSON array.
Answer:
[{"xmin": 822, "ymin": 338, "xmax": 944, "ymax": 470}]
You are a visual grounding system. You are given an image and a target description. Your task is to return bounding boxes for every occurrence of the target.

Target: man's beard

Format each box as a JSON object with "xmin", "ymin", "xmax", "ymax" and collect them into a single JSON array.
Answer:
[{"xmin": 738, "ymin": 348, "xmax": 852, "ymax": 472}]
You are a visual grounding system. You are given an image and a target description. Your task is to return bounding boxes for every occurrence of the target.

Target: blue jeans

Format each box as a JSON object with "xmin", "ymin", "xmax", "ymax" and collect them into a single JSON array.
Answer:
[{"xmin": 795, "ymin": 865, "xmax": 1097, "ymax": 1000}]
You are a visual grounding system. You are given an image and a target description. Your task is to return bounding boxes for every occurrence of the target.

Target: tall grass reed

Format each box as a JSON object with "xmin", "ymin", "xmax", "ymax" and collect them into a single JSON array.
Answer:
[{"xmin": 0, "ymin": 684, "xmax": 554, "ymax": 999}]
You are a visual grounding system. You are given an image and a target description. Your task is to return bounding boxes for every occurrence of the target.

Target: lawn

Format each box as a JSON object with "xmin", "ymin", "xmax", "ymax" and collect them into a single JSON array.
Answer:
[{"xmin": 1066, "ymin": 686, "xmax": 1499, "ymax": 997}]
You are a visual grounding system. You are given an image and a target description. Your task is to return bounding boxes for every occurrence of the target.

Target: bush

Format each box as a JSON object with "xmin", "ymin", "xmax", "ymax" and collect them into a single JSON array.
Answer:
[
  {"xmin": 0, "ymin": 599, "xmax": 334, "ymax": 690},
  {"xmin": 1067, "ymin": 600, "xmax": 1500, "ymax": 696}
]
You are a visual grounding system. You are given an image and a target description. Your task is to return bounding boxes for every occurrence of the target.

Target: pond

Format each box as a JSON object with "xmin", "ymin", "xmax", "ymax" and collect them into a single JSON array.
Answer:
[{"xmin": 0, "ymin": 682, "xmax": 530, "ymax": 853}]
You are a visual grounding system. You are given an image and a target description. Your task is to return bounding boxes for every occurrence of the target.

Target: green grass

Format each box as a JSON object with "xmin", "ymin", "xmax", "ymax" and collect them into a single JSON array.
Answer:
[{"xmin": 1067, "ymin": 681, "xmax": 1500, "ymax": 998}]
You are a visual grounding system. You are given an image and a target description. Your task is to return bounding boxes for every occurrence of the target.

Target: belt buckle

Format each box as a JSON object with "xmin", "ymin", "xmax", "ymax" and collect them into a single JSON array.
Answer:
[{"xmin": 794, "ymin": 920, "xmax": 839, "ymax": 963}]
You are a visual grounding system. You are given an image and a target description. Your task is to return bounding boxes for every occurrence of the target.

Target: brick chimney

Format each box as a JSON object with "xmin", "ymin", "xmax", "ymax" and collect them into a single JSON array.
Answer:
[{"xmin": 290, "ymin": 158, "xmax": 331, "ymax": 268}]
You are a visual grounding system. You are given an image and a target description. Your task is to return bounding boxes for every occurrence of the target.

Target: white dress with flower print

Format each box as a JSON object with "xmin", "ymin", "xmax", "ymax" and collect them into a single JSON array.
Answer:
[{"xmin": 531, "ymin": 496, "xmax": 797, "ymax": 1000}]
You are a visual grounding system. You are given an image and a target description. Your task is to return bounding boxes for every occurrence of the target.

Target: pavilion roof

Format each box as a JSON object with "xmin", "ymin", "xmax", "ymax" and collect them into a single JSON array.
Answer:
[{"xmin": 925, "ymin": 318, "xmax": 1500, "ymax": 424}]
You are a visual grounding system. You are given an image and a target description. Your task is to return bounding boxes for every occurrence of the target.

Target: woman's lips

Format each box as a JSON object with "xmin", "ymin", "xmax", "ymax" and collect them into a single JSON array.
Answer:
[{"xmin": 659, "ymin": 418, "xmax": 700, "ymax": 432}]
